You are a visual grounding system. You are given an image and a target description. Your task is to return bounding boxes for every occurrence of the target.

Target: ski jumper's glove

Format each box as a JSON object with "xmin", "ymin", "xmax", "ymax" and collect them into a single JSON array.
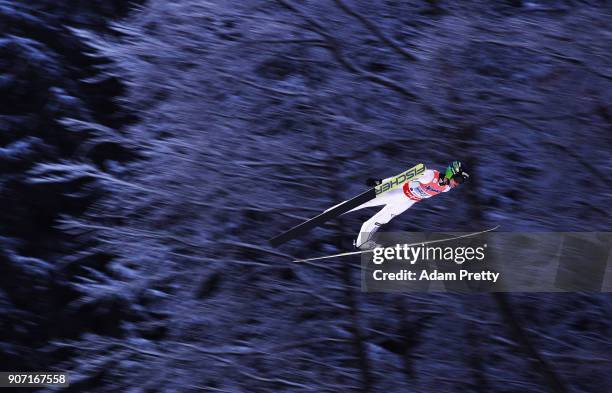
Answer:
[{"xmin": 366, "ymin": 178, "xmax": 382, "ymax": 187}]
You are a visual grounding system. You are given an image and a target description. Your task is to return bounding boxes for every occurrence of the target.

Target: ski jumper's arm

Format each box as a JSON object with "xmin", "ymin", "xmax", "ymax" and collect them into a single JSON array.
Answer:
[{"xmin": 415, "ymin": 169, "xmax": 435, "ymax": 184}]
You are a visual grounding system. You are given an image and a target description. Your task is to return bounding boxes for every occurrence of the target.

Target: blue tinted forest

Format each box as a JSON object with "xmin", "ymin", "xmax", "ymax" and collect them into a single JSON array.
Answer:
[{"xmin": 0, "ymin": 1, "xmax": 610, "ymax": 392}]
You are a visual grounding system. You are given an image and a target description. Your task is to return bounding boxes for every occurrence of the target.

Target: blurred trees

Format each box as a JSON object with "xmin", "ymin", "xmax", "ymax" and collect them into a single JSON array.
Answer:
[
  {"xmin": 1, "ymin": 0, "xmax": 610, "ymax": 391},
  {"xmin": 0, "ymin": 0, "xmax": 141, "ymax": 370},
  {"xmin": 53, "ymin": 0, "xmax": 610, "ymax": 391}
]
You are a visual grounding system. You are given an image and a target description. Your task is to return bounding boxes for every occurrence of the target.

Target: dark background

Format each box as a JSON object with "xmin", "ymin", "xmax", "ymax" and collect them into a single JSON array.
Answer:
[{"xmin": 1, "ymin": 0, "xmax": 610, "ymax": 392}]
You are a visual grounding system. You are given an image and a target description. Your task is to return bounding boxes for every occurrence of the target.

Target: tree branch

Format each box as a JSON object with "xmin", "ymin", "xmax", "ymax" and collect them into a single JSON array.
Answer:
[
  {"xmin": 274, "ymin": 0, "xmax": 424, "ymax": 102},
  {"xmin": 492, "ymin": 293, "xmax": 570, "ymax": 393},
  {"xmin": 332, "ymin": 0, "xmax": 418, "ymax": 62}
]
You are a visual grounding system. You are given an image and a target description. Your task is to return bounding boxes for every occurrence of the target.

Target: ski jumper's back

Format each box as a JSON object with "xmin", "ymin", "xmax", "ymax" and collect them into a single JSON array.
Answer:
[{"xmin": 403, "ymin": 169, "xmax": 449, "ymax": 201}]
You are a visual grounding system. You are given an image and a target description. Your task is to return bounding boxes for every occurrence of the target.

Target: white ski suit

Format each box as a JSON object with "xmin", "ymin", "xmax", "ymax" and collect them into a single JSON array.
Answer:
[{"xmin": 350, "ymin": 169, "xmax": 450, "ymax": 248}]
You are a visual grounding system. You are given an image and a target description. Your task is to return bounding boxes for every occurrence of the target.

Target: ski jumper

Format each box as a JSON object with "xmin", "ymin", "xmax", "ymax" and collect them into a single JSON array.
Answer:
[{"xmin": 350, "ymin": 169, "xmax": 449, "ymax": 247}]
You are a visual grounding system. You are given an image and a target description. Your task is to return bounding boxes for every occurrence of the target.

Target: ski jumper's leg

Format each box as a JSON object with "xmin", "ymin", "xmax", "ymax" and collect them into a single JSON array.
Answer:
[{"xmin": 355, "ymin": 192, "xmax": 416, "ymax": 247}]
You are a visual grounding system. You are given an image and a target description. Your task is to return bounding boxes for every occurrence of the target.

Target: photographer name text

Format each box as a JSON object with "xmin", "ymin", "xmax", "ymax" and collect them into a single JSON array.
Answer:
[{"xmin": 370, "ymin": 243, "xmax": 499, "ymax": 283}]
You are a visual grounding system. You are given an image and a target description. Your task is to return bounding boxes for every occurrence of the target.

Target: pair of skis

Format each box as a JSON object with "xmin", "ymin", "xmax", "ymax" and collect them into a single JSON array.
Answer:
[{"xmin": 269, "ymin": 163, "xmax": 426, "ymax": 247}]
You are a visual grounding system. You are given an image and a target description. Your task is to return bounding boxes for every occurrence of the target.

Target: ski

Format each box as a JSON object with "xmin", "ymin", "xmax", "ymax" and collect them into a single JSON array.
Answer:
[{"xmin": 269, "ymin": 163, "xmax": 426, "ymax": 247}]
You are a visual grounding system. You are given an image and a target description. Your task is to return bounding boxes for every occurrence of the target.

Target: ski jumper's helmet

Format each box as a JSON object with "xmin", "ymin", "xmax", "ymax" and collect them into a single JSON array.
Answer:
[{"xmin": 445, "ymin": 161, "xmax": 469, "ymax": 183}]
